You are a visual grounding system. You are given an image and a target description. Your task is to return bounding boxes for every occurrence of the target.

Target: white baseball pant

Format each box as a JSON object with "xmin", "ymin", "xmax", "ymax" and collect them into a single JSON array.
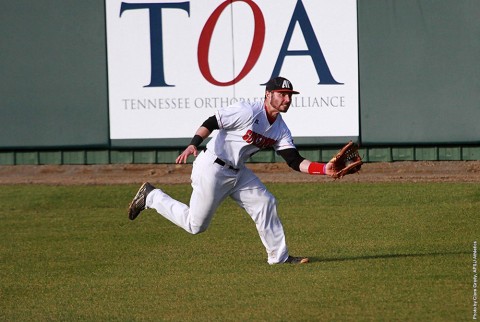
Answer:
[{"xmin": 145, "ymin": 150, "xmax": 289, "ymax": 264}]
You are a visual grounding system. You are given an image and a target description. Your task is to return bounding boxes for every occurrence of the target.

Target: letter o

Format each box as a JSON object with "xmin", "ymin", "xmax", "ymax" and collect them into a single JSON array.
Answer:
[{"xmin": 198, "ymin": 0, "xmax": 265, "ymax": 86}]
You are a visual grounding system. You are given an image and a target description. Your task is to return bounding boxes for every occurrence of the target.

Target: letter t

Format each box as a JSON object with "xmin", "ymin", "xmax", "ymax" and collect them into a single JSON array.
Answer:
[{"xmin": 120, "ymin": 2, "xmax": 190, "ymax": 87}]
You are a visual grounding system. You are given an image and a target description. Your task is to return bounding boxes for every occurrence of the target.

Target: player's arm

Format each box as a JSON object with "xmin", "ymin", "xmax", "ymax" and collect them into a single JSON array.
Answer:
[
  {"xmin": 176, "ymin": 116, "xmax": 219, "ymax": 164},
  {"xmin": 277, "ymin": 148, "xmax": 334, "ymax": 175}
]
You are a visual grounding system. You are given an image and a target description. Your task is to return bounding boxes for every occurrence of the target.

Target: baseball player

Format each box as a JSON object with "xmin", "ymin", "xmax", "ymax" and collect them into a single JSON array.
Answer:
[{"xmin": 128, "ymin": 76, "xmax": 337, "ymax": 264}]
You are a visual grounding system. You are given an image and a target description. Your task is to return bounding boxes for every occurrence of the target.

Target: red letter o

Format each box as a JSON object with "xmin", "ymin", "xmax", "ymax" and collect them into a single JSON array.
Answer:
[{"xmin": 198, "ymin": 0, "xmax": 265, "ymax": 86}]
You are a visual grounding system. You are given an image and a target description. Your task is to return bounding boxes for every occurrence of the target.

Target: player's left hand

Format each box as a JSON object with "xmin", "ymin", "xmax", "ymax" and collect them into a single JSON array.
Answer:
[
  {"xmin": 327, "ymin": 141, "xmax": 363, "ymax": 179},
  {"xmin": 324, "ymin": 162, "xmax": 336, "ymax": 177},
  {"xmin": 176, "ymin": 145, "xmax": 198, "ymax": 164}
]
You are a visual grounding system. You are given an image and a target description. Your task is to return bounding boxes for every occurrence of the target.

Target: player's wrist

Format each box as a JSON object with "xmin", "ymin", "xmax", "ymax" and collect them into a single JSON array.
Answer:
[
  {"xmin": 307, "ymin": 162, "xmax": 327, "ymax": 175},
  {"xmin": 189, "ymin": 135, "xmax": 203, "ymax": 148}
]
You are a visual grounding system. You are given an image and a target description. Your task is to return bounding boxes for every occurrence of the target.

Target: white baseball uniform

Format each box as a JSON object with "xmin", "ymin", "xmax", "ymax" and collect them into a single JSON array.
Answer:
[{"xmin": 146, "ymin": 100, "xmax": 296, "ymax": 264}]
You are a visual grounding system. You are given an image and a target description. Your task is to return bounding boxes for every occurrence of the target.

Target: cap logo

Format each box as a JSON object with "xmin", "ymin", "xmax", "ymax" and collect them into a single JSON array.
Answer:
[{"xmin": 265, "ymin": 76, "xmax": 299, "ymax": 94}]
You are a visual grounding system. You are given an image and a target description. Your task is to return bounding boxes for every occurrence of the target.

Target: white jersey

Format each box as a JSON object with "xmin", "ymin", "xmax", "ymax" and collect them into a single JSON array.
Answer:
[{"xmin": 206, "ymin": 101, "xmax": 296, "ymax": 168}]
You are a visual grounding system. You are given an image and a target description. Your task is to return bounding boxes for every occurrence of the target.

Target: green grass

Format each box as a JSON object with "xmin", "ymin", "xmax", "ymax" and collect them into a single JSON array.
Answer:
[{"xmin": 0, "ymin": 183, "xmax": 478, "ymax": 321}]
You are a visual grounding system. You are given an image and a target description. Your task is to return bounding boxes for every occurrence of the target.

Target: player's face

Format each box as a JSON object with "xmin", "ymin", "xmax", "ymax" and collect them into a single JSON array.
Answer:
[{"xmin": 267, "ymin": 91, "xmax": 292, "ymax": 113}]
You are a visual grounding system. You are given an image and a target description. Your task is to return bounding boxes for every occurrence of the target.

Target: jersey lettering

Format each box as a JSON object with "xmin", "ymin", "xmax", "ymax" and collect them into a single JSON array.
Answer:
[{"xmin": 242, "ymin": 129, "xmax": 277, "ymax": 149}]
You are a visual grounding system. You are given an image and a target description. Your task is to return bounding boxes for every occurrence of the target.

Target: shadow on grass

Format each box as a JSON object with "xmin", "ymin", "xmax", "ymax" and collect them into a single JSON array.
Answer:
[{"xmin": 309, "ymin": 250, "xmax": 470, "ymax": 263}]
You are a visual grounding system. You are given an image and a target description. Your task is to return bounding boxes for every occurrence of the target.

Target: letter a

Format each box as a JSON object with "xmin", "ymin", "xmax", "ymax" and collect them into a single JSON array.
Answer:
[{"xmin": 268, "ymin": 0, "xmax": 342, "ymax": 85}]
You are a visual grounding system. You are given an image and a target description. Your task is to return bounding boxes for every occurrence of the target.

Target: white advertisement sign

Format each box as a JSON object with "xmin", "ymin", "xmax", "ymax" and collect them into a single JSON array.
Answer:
[{"xmin": 106, "ymin": 0, "xmax": 359, "ymax": 140}]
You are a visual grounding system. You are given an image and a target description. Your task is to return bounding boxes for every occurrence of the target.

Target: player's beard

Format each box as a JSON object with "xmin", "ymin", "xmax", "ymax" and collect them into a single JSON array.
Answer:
[{"xmin": 268, "ymin": 95, "xmax": 290, "ymax": 113}]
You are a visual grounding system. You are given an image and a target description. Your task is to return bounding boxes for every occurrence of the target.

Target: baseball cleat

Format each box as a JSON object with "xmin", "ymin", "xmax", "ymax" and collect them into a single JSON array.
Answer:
[
  {"xmin": 128, "ymin": 182, "xmax": 155, "ymax": 220},
  {"xmin": 284, "ymin": 256, "xmax": 309, "ymax": 264}
]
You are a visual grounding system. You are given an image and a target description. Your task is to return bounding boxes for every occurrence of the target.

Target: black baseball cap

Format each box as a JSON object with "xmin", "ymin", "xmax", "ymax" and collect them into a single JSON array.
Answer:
[{"xmin": 265, "ymin": 76, "xmax": 300, "ymax": 94}]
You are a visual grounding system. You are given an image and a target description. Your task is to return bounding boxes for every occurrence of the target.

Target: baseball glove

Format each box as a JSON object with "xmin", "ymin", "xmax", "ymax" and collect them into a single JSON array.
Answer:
[{"xmin": 328, "ymin": 141, "xmax": 363, "ymax": 179}]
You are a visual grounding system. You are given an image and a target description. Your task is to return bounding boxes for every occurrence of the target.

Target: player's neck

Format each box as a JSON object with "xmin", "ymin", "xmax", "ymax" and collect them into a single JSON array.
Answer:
[{"xmin": 264, "ymin": 104, "xmax": 278, "ymax": 125}]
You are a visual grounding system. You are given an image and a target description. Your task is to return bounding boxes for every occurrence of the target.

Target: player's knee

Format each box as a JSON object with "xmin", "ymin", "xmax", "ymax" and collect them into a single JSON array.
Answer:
[
  {"xmin": 255, "ymin": 193, "xmax": 277, "ymax": 214},
  {"xmin": 264, "ymin": 193, "xmax": 277, "ymax": 208}
]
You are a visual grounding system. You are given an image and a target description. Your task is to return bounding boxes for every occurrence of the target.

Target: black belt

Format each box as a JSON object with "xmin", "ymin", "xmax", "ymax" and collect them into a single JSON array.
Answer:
[
  {"xmin": 206, "ymin": 149, "xmax": 239, "ymax": 171},
  {"xmin": 214, "ymin": 158, "xmax": 239, "ymax": 171}
]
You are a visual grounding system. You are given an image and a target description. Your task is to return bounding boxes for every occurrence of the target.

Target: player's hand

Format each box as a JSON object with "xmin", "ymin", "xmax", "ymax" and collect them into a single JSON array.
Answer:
[
  {"xmin": 176, "ymin": 145, "xmax": 198, "ymax": 164},
  {"xmin": 324, "ymin": 161, "xmax": 336, "ymax": 177}
]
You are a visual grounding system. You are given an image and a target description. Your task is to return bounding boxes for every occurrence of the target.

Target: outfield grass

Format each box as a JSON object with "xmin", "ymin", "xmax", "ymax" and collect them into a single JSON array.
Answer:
[{"xmin": 0, "ymin": 183, "xmax": 478, "ymax": 321}]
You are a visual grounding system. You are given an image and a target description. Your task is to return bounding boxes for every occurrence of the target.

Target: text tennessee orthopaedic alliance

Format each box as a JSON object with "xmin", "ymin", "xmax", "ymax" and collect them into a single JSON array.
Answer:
[{"xmin": 121, "ymin": 96, "xmax": 346, "ymax": 110}]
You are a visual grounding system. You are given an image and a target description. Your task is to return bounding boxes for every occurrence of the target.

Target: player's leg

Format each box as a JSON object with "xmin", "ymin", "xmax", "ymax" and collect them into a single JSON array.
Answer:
[
  {"xmin": 146, "ymin": 151, "xmax": 233, "ymax": 234},
  {"xmin": 230, "ymin": 168, "xmax": 289, "ymax": 264}
]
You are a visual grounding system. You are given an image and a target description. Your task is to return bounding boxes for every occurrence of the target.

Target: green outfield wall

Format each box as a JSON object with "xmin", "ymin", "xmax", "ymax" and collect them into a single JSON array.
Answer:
[{"xmin": 1, "ymin": 0, "xmax": 479, "ymax": 164}]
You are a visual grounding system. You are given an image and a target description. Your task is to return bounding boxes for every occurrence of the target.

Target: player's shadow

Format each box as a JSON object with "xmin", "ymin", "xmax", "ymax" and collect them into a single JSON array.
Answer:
[{"xmin": 309, "ymin": 250, "xmax": 469, "ymax": 263}]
